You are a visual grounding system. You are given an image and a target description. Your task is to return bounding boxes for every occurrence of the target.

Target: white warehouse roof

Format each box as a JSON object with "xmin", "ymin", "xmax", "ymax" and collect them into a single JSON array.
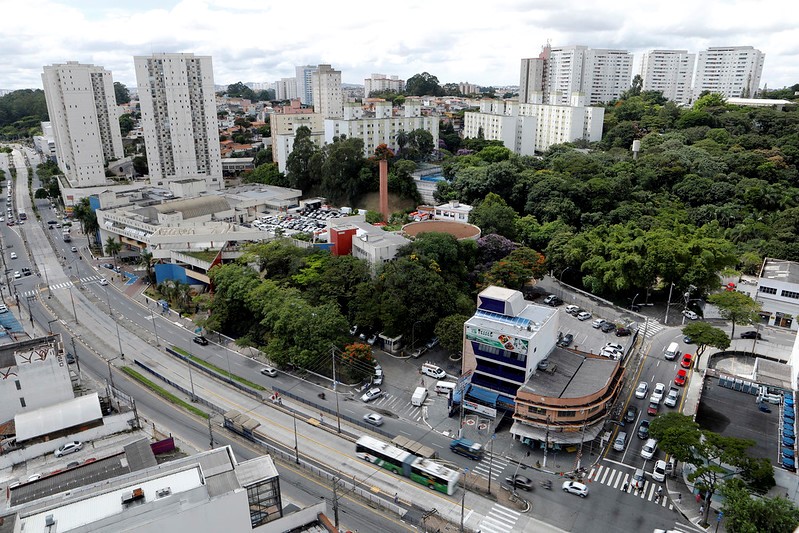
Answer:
[{"xmin": 15, "ymin": 393, "xmax": 103, "ymax": 442}]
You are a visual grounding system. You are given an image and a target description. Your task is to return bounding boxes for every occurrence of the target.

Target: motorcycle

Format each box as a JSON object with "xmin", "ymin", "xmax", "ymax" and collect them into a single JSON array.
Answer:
[
  {"xmin": 540, "ymin": 480, "xmax": 552, "ymax": 490},
  {"xmin": 318, "ymin": 392, "xmax": 326, "ymax": 400}
]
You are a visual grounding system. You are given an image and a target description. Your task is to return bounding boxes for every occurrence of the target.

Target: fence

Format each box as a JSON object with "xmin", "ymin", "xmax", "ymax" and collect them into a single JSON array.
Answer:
[
  {"xmin": 132, "ymin": 359, "xmax": 226, "ymax": 415},
  {"xmin": 162, "ymin": 346, "xmax": 264, "ymax": 401}
]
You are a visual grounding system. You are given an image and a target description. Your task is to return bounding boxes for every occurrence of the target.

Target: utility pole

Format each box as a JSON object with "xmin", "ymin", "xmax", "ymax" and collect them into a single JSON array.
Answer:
[
  {"xmin": 292, "ymin": 408, "xmax": 300, "ymax": 464},
  {"xmin": 332, "ymin": 477, "xmax": 340, "ymax": 528},
  {"xmin": 664, "ymin": 282, "xmax": 674, "ymax": 325},
  {"xmin": 487, "ymin": 433, "xmax": 496, "ymax": 495},
  {"xmin": 577, "ymin": 416, "xmax": 587, "ymax": 471},
  {"xmin": 543, "ymin": 415, "xmax": 550, "ymax": 468},
  {"xmin": 208, "ymin": 415, "xmax": 214, "ymax": 449},
  {"xmin": 459, "ymin": 468, "xmax": 468, "ymax": 533},
  {"xmin": 332, "ymin": 345, "xmax": 341, "ymax": 433},
  {"xmin": 70, "ymin": 335, "xmax": 81, "ymax": 385}
]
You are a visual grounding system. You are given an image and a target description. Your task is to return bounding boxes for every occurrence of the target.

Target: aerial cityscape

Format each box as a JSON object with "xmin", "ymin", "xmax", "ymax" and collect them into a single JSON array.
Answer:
[{"xmin": 0, "ymin": 2, "xmax": 798, "ymax": 533}]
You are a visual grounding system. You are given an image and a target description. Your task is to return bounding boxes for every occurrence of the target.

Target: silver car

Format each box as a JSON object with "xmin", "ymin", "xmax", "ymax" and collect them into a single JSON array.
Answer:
[
  {"xmin": 363, "ymin": 413, "xmax": 384, "ymax": 426},
  {"xmin": 361, "ymin": 388, "xmax": 383, "ymax": 402}
]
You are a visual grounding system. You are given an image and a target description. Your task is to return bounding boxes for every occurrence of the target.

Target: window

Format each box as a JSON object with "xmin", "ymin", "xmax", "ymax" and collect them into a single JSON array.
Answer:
[
  {"xmin": 20, "ymin": 398, "xmax": 26, "ymax": 407},
  {"xmin": 15, "ymin": 380, "xmax": 21, "ymax": 390},
  {"xmin": 781, "ymin": 290, "xmax": 799, "ymax": 300},
  {"xmin": 759, "ymin": 286, "xmax": 777, "ymax": 295}
]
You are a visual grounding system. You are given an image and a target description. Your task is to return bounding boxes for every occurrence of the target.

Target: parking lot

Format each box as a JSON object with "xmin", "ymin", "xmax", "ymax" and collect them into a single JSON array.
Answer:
[
  {"xmin": 248, "ymin": 207, "xmax": 348, "ymax": 239},
  {"xmin": 554, "ymin": 300, "xmax": 636, "ymax": 359}
]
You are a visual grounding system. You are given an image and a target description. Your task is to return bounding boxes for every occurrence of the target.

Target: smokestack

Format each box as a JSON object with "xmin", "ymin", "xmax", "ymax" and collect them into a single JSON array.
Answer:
[{"xmin": 379, "ymin": 159, "xmax": 389, "ymax": 221}]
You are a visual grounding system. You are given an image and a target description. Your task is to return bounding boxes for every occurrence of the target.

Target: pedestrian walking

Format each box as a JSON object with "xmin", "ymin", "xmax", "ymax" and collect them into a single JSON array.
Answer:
[
  {"xmin": 319, "ymin": 413, "xmax": 324, "ymax": 424},
  {"xmin": 699, "ymin": 505, "xmax": 704, "ymax": 515},
  {"xmin": 622, "ymin": 482, "xmax": 628, "ymax": 492},
  {"xmin": 677, "ymin": 493, "xmax": 682, "ymax": 503},
  {"xmin": 657, "ymin": 486, "xmax": 663, "ymax": 497}
]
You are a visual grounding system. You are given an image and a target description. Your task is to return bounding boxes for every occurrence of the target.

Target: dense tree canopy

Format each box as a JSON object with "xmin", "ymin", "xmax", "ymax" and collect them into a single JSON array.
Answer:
[
  {"xmin": 0, "ymin": 89, "xmax": 48, "ymax": 139},
  {"xmin": 405, "ymin": 72, "xmax": 443, "ymax": 96}
]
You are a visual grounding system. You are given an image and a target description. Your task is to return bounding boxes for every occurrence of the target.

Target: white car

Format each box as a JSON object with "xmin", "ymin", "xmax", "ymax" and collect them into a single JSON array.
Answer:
[
  {"xmin": 361, "ymin": 388, "xmax": 383, "ymax": 402},
  {"xmin": 562, "ymin": 480, "xmax": 589, "ymax": 497},
  {"xmin": 605, "ymin": 343, "xmax": 623, "ymax": 352},
  {"xmin": 13, "ymin": 271, "xmax": 20, "ymax": 279},
  {"xmin": 0, "ymin": 304, "xmax": 7, "ymax": 314},
  {"xmin": 682, "ymin": 309, "xmax": 699, "ymax": 320},
  {"xmin": 54, "ymin": 440, "xmax": 83, "ymax": 458},
  {"xmin": 650, "ymin": 383, "xmax": 666, "ymax": 404},
  {"xmin": 652, "ymin": 460, "xmax": 667, "ymax": 482},
  {"xmin": 635, "ymin": 381, "xmax": 649, "ymax": 399},
  {"xmin": 591, "ymin": 318, "xmax": 606, "ymax": 329},
  {"xmin": 10, "ymin": 252, "xmax": 17, "ymax": 259},
  {"xmin": 564, "ymin": 304, "xmax": 580, "ymax": 314},
  {"xmin": 600, "ymin": 347, "xmax": 621, "ymax": 359},
  {"xmin": 99, "ymin": 278, "xmax": 108, "ymax": 286},
  {"xmin": 372, "ymin": 368, "xmax": 384, "ymax": 385},
  {"xmin": 577, "ymin": 311, "xmax": 592, "ymax": 321},
  {"xmin": 641, "ymin": 438, "xmax": 658, "ymax": 460},
  {"xmin": 260, "ymin": 366, "xmax": 277, "ymax": 377}
]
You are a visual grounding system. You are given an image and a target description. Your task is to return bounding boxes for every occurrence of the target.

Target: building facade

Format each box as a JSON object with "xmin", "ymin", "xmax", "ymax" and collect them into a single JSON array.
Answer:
[
  {"xmin": 311, "ymin": 64, "xmax": 343, "ymax": 119},
  {"xmin": 270, "ymin": 107, "xmax": 325, "ymax": 173},
  {"xmin": 520, "ymin": 44, "xmax": 633, "ymax": 106},
  {"xmin": 747, "ymin": 258, "xmax": 799, "ymax": 331},
  {"xmin": 364, "ymin": 73, "xmax": 405, "ymax": 95},
  {"xmin": 639, "ymin": 50, "xmax": 696, "ymax": 104},
  {"xmin": 274, "ymin": 77, "xmax": 297, "ymax": 101},
  {"xmin": 295, "ymin": 65, "xmax": 316, "ymax": 105},
  {"xmin": 134, "ymin": 53, "xmax": 223, "ymax": 190},
  {"xmin": 41, "ymin": 62, "xmax": 124, "ymax": 187},
  {"xmin": 693, "ymin": 46, "xmax": 765, "ymax": 100},
  {"xmin": 324, "ymin": 101, "xmax": 439, "ymax": 158},
  {"xmin": 463, "ymin": 98, "xmax": 604, "ymax": 155}
]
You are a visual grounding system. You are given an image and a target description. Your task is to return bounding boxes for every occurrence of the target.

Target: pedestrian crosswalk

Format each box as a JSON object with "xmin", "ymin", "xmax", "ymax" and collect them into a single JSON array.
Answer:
[
  {"xmin": 639, "ymin": 319, "xmax": 666, "ymax": 338},
  {"xmin": 470, "ymin": 452, "xmax": 510, "ymax": 483},
  {"xmin": 477, "ymin": 503, "xmax": 521, "ymax": 533},
  {"xmin": 17, "ymin": 275, "xmax": 104, "ymax": 299},
  {"xmin": 587, "ymin": 463, "xmax": 674, "ymax": 508},
  {"xmin": 367, "ymin": 392, "xmax": 424, "ymax": 422}
]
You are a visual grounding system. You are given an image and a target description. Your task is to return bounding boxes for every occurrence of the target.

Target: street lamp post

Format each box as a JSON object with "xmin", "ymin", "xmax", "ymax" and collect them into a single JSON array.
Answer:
[
  {"xmin": 47, "ymin": 318, "xmax": 58, "ymax": 334},
  {"xmin": 543, "ymin": 415, "xmax": 551, "ymax": 468},
  {"xmin": 150, "ymin": 307, "xmax": 160, "ymax": 347},
  {"xmin": 631, "ymin": 293, "xmax": 640, "ymax": 311},
  {"xmin": 71, "ymin": 335, "xmax": 82, "ymax": 385},
  {"xmin": 292, "ymin": 408, "xmax": 300, "ymax": 464},
  {"xmin": 103, "ymin": 284, "xmax": 124, "ymax": 360},
  {"xmin": 69, "ymin": 286, "xmax": 78, "ymax": 324},
  {"xmin": 558, "ymin": 267, "xmax": 571, "ymax": 299},
  {"xmin": 459, "ymin": 468, "xmax": 468, "ymax": 533},
  {"xmin": 664, "ymin": 282, "xmax": 675, "ymax": 325},
  {"xmin": 411, "ymin": 320, "xmax": 421, "ymax": 351},
  {"xmin": 487, "ymin": 433, "xmax": 496, "ymax": 495},
  {"xmin": 331, "ymin": 345, "xmax": 341, "ymax": 433}
]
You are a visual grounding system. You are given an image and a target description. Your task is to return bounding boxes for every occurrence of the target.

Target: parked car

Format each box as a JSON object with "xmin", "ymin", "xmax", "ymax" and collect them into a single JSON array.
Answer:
[
  {"xmin": 0, "ymin": 304, "xmax": 7, "ymax": 314},
  {"xmin": 66, "ymin": 352, "xmax": 75, "ymax": 364},
  {"xmin": 564, "ymin": 305, "xmax": 580, "ymax": 315},
  {"xmin": 615, "ymin": 327, "xmax": 632, "ymax": 337},
  {"xmin": 410, "ymin": 346, "xmax": 428, "ymax": 358},
  {"xmin": 13, "ymin": 271, "xmax": 20, "ymax": 279},
  {"xmin": 349, "ymin": 325, "xmax": 359, "ymax": 336},
  {"xmin": 372, "ymin": 368, "xmax": 384, "ymax": 386},
  {"xmin": 624, "ymin": 405, "xmax": 638, "ymax": 423},
  {"xmin": 637, "ymin": 419, "xmax": 650, "ymax": 439},
  {"xmin": 680, "ymin": 353, "xmax": 693, "ymax": 369},
  {"xmin": 505, "ymin": 474, "xmax": 533, "ymax": 491},
  {"xmin": 367, "ymin": 334, "xmax": 377, "ymax": 345},
  {"xmin": 543, "ymin": 294, "xmax": 562, "ymax": 306},
  {"xmin": 635, "ymin": 381, "xmax": 649, "ymax": 399},
  {"xmin": 71, "ymin": 246, "xmax": 78, "ymax": 252},
  {"xmin": 260, "ymin": 366, "xmax": 278, "ymax": 377},
  {"xmin": 102, "ymin": 263, "xmax": 114, "ymax": 270},
  {"xmin": 647, "ymin": 402, "xmax": 660, "ymax": 416},
  {"xmin": 562, "ymin": 480, "xmax": 589, "ymax": 497},
  {"xmin": 363, "ymin": 413, "xmax": 384, "ymax": 426},
  {"xmin": 600, "ymin": 347, "xmax": 621, "ymax": 359},
  {"xmin": 591, "ymin": 318, "xmax": 606, "ymax": 329},
  {"xmin": 605, "ymin": 343, "xmax": 623, "ymax": 352},
  {"xmin": 650, "ymin": 383, "xmax": 666, "ymax": 403},
  {"xmin": 601, "ymin": 322, "xmax": 617, "ymax": 333},
  {"xmin": 740, "ymin": 331, "xmax": 762, "ymax": 340},
  {"xmin": 557, "ymin": 333, "xmax": 574, "ymax": 348},
  {"xmin": 425, "ymin": 337, "xmax": 440, "ymax": 349},
  {"xmin": 682, "ymin": 309, "xmax": 699, "ymax": 320},
  {"xmin": 361, "ymin": 388, "xmax": 383, "ymax": 402},
  {"xmin": 675, "ymin": 369, "xmax": 687, "ymax": 386},
  {"xmin": 577, "ymin": 311, "xmax": 592, "ymax": 321},
  {"xmin": 683, "ymin": 335, "xmax": 694, "ymax": 344},
  {"xmin": 10, "ymin": 252, "xmax": 17, "ymax": 259},
  {"xmin": 192, "ymin": 335, "xmax": 209, "ymax": 346},
  {"xmin": 54, "ymin": 441, "xmax": 83, "ymax": 457}
]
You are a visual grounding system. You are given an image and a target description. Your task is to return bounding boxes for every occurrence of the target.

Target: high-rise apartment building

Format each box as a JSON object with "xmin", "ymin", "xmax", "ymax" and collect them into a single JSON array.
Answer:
[
  {"xmin": 519, "ymin": 44, "xmax": 633, "ymax": 106},
  {"xmin": 275, "ymin": 77, "xmax": 297, "ymax": 100},
  {"xmin": 134, "ymin": 53, "xmax": 223, "ymax": 190},
  {"xmin": 364, "ymin": 73, "xmax": 405, "ymax": 96},
  {"xmin": 41, "ymin": 62, "xmax": 124, "ymax": 187},
  {"xmin": 312, "ymin": 64, "xmax": 343, "ymax": 118},
  {"xmin": 639, "ymin": 50, "xmax": 696, "ymax": 104},
  {"xmin": 693, "ymin": 46, "xmax": 765, "ymax": 100},
  {"xmin": 295, "ymin": 65, "xmax": 316, "ymax": 105}
]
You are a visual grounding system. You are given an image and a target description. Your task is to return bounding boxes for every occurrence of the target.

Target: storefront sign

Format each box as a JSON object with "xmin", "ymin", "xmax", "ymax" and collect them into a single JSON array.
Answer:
[
  {"xmin": 465, "ymin": 326, "xmax": 529, "ymax": 354},
  {"xmin": 463, "ymin": 400, "xmax": 497, "ymax": 418}
]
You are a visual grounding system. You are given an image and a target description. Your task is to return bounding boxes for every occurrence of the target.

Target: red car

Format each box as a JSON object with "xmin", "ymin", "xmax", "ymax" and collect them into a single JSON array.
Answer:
[
  {"xmin": 680, "ymin": 353, "xmax": 693, "ymax": 369},
  {"xmin": 647, "ymin": 402, "xmax": 659, "ymax": 416},
  {"xmin": 675, "ymin": 369, "xmax": 687, "ymax": 386}
]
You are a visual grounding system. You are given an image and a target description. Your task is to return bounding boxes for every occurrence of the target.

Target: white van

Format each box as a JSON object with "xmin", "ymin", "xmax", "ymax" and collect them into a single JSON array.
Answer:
[
  {"xmin": 411, "ymin": 386, "xmax": 428, "ymax": 406},
  {"xmin": 421, "ymin": 362, "xmax": 446, "ymax": 380},
  {"xmin": 664, "ymin": 342, "xmax": 680, "ymax": 361},
  {"xmin": 435, "ymin": 381, "xmax": 456, "ymax": 395}
]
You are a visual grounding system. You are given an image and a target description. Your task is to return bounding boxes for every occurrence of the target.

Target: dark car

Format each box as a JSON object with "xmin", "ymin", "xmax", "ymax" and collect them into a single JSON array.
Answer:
[
  {"xmin": 192, "ymin": 335, "xmax": 209, "ymax": 346},
  {"xmin": 66, "ymin": 352, "xmax": 75, "ymax": 364},
  {"xmin": 615, "ymin": 327, "xmax": 632, "ymax": 337},
  {"xmin": 637, "ymin": 419, "xmax": 650, "ymax": 439},
  {"xmin": 740, "ymin": 331, "xmax": 762, "ymax": 340},
  {"xmin": 683, "ymin": 335, "xmax": 694, "ymax": 344},
  {"xmin": 624, "ymin": 405, "xmax": 638, "ymax": 423},
  {"xmin": 102, "ymin": 263, "xmax": 114, "ymax": 270},
  {"xmin": 505, "ymin": 474, "xmax": 533, "ymax": 491},
  {"xmin": 601, "ymin": 322, "xmax": 617, "ymax": 333},
  {"xmin": 557, "ymin": 333, "xmax": 574, "ymax": 347}
]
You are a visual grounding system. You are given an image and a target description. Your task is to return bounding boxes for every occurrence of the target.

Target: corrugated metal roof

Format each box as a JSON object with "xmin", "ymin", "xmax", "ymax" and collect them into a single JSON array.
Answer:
[
  {"xmin": 15, "ymin": 393, "xmax": 102, "ymax": 441},
  {"xmin": 197, "ymin": 446, "xmax": 235, "ymax": 477},
  {"xmin": 206, "ymin": 470, "xmax": 240, "ymax": 498},
  {"xmin": 152, "ymin": 196, "xmax": 231, "ymax": 220},
  {"xmin": 123, "ymin": 438, "xmax": 158, "ymax": 471},
  {"xmin": 235, "ymin": 455, "xmax": 278, "ymax": 487}
]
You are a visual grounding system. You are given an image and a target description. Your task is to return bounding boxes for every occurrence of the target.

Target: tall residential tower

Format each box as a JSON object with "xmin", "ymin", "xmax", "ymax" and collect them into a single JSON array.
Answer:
[
  {"xmin": 295, "ymin": 65, "xmax": 316, "ymax": 105},
  {"xmin": 311, "ymin": 64, "xmax": 343, "ymax": 118},
  {"xmin": 134, "ymin": 53, "xmax": 223, "ymax": 190},
  {"xmin": 693, "ymin": 46, "xmax": 765, "ymax": 100},
  {"xmin": 41, "ymin": 62, "xmax": 124, "ymax": 187},
  {"xmin": 639, "ymin": 50, "xmax": 696, "ymax": 104}
]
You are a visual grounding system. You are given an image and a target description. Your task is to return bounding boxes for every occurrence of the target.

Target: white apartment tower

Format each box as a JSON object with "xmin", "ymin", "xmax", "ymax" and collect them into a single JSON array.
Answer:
[
  {"xmin": 41, "ymin": 62, "xmax": 124, "ymax": 187},
  {"xmin": 275, "ymin": 77, "xmax": 298, "ymax": 100},
  {"xmin": 364, "ymin": 73, "xmax": 405, "ymax": 95},
  {"xmin": 295, "ymin": 65, "xmax": 316, "ymax": 105},
  {"xmin": 134, "ymin": 53, "xmax": 223, "ymax": 190},
  {"xmin": 312, "ymin": 64, "xmax": 343, "ymax": 118},
  {"xmin": 639, "ymin": 50, "xmax": 696, "ymax": 104},
  {"xmin": 693, "ymin": 46, "xmax": 765, "ymax": 100},
  {"xmin": 520, "ymin": 44, "xmax": 633, "ymax": 106}
]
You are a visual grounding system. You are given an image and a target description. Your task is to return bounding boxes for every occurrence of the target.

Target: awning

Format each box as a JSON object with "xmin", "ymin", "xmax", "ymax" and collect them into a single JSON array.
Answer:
[{"xmin": 510, "ymin": 420, "xmax": 605, "ymax": 445}]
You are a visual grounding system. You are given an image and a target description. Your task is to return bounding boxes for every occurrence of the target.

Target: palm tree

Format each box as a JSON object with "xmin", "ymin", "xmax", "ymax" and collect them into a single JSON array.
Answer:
[
  {"xmin": 105, "ymin": 237, "xmax": 122, "ymax": 270},
  {"xmin": 140, "ymin": 249, "xmax": 154, "ymax": 283},
  {"xmin": 396, "ymin": 130, "xmax": 408, "ymax": 154},
  {"xmin": 73, "ymin": 197, "xmax": 99, "ymax": 249}
]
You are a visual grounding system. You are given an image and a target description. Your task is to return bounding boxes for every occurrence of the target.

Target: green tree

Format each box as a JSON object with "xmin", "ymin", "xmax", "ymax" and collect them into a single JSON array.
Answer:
[
  {"xmin": 119, "ymin": 114, "xmax": 134, "ymax": 136},
  {"xmin": 469, "ymin": 192, "xmax": 519, "ymax": 240},
  {"xmin": 242, "ymin": 162, "xmax": 285, "ymax": 186},
  {"xmin": 707, "ymin": 291, "xmax": 762, "ymax": 340},
  {"xmin": 114, "ymin": 82, "xmax": 131, "ymax": 105},
  {"xmin": 406, "ymin": 129, "xmax": 435, "ymax": 161},
  {"xmin": 650, "ymin": 413, "xmax": 769, "ymax": 526},
  {"xmin": 72, "ymin": 197, "xmax": 99, "ymax": 248},
  {"xmin": 320, "ymin": 136, "xmax": 367, "ymax": 204},
  {"xmin": 140, "ymin": 249, "xmax": 155, "ymax": 283},
  {"xmin": 405, "ymin": 72, "xmax": 442, "ymax": 96},
  {"xmin": 681, "ymin": 321, "xmax": 730, "ymax": 367},
  {"xmin": 720, "ymin": 478, "xmax": 799, "ymax": 533},
  {"xmin": 225, "ymin": 82, "xmax": 256, "ymax": 101},
  {"xmin": 132, "ymin": 154, "xmax": 148, "ymax": 176},
  {"xmin": 285, "ymin": 126, "xmax": 320, "ymax": 191},
  {"xmin": 104, "ymin": 237, "xmax": 122, "ymax": 269},
  {"xmin": 435, "ymin": 314, "xmax": 470, "ymax": 354},
  {"xmin": 483, "ymin": 247, "xmax": 546, "ymax": 290}
]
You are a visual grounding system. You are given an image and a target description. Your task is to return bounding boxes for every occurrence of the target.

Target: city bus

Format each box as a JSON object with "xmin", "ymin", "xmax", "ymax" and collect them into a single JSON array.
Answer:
[{"xmin": 355, "ymin": 436, "xmax": 460, "ymax": 495}]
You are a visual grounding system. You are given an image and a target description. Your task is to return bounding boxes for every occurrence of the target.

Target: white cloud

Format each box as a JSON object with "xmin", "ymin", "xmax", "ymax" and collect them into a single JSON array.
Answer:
[{"xmin": 2, "ymin": 0, "xmax": 797, "ymax": 91}]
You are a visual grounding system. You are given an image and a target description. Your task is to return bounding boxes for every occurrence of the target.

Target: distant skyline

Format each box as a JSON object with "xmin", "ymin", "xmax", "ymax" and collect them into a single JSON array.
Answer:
[{"xmin": 2, "ymin": 0, "xmax": 798, "ymax": 92}]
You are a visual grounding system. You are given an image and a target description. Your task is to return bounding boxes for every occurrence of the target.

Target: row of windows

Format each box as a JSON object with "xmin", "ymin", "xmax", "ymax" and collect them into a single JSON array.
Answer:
[{"xmin": 758, "ymin": 285, "xmax": 799, "ymax": 299}]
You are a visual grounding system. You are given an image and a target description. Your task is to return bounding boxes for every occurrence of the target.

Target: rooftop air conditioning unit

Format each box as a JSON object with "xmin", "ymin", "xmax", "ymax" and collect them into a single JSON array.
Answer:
[{"xmin": 45, "ymin": 515, "xmax": 55, "ymax": 527}]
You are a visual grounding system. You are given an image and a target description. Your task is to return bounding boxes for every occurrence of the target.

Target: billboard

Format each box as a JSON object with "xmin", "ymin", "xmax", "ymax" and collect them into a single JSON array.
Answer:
[{"xmin": 465, "ymin": 326, "xmax": 529, "ymax": 354}]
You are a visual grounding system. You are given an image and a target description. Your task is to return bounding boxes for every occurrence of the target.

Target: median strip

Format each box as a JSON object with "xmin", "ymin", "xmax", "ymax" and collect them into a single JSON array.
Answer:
[
  {"xmin": 121, "ymin": 366, "xmax": 210, "ymax": 419},
  {"xmin": 171, "ymin": 346, "xmax": 266, "ymax": 391}
]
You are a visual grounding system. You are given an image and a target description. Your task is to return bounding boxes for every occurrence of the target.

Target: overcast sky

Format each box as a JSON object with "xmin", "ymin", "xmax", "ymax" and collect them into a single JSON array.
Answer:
[{"xmin": 3, "ymin": 0, "xmax": 797, "ymax": 92}]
